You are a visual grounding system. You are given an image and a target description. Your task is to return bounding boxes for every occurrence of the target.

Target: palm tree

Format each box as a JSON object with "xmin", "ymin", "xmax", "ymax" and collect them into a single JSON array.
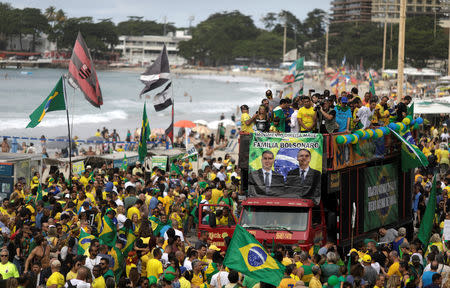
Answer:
[
  {"xmin": 44, "ymin": 6, "xmax": 56, "ymax": 27},
  {"xmin": 55, "ymin": 9, "xmax": 66, "ymax": 24}
]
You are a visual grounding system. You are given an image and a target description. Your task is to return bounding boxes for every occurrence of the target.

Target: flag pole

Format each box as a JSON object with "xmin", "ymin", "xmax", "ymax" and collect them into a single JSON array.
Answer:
[{"xmin": 62, "ymin": 75, "xmax": 73, "ymax": 184}]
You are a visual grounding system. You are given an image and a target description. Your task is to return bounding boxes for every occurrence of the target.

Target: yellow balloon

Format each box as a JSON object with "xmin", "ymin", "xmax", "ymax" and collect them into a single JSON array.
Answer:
[
  {"xmin": 366, "ymin": 129, "xmax": 374, "ymax": 137},
  {"xmin": 402, "ymin": 118, "xmax": 411, "ymax": 126},
  {"xmin": 375, "ymin": 129, "xmax": 383, "ymax": 138}
]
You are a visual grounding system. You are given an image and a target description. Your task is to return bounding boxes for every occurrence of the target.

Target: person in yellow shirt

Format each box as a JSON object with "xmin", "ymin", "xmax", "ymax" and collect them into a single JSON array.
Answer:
[
  {"xmin": 46, "ymin": 260, "xmax": 65, "ymax": 288},
  {"xmin": 146, "ymin": 248, "xmax": 163, "ymax": 279},
  {"xmin": 140, "ymin": 249, "xmax": 154, "ymax": 277},
  {"xmin": 297, "ymin": 97, "xmax": 317, "ymax": 132},
  {"xmin": 309, "ymin": 265, "xmax": 323, "ymax": 288},
  {"xmin": 127, "ymin": 200, "xmax": 143, "ymax": 220},
  {"xmin": 211, "ymin": 184, "xmax": 224, "ymax": 205},
  {"xmin": 278, "ymin": 265, "xmax": 298, "ymax": 288},
  {"xmin": 179, "ymin": 266, "xmax": 192, "ymax": 288},
  {"xmin": 240, "ymin": 105, "xmax": 255, "ymax": 133},
  {"xmin": 163, "ymin": 190, "xmax": 175, "ymax": 215},
  {"xmin": 191, "ymin": 259, "xmax": 206, "ymax": 288},
  {"xmin": 92, "ymin": 264, "xmax": 106, "ymax": 288},
  {"xmin": 79, "ymin": 172, "xmax": 90, "ymax": 187},
  {"xmin": 386, "ymin": 251, "xmax": 401, "ymax": 277}
]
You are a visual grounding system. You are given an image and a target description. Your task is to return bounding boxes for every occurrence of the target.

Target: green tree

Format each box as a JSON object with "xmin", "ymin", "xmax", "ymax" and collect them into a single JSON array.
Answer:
[
  {"xmin": 117, "ymin": 17, "xmax": 176, "ymax": 36},
  {"xmin": 21, "ymin": 8, "xmax": 50, "ymax": 51}
]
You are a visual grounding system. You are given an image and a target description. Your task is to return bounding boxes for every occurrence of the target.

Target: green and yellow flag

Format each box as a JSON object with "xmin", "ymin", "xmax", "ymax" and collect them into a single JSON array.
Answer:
[
  {"xmin": 223, "ymin": 225, "xmax": 284, "ymax": 286},
  {"xmin": 35, "ymin": 183, "xmax": 43, "ymax": 204},
  {"xmin": 119, "ymin": 226, "xmax": 136, "ymax": 257},
  {"xmin": 138, "ymin": 102, "xmax": 150, "ymax": 163},
  {"xmin": 78, "ymin": 228, "xmax": 96, "ymax": 255},
  {"xmin": 111, "ymin": 246, "xmax": 124, "ymax": 281},
  {"xmin": 99, "ymin": 215, "xmax": 117, "ymax": 248},
  {"xmin": 121, "ymin": 154, "xmax": 128, "ymax": 171},
  {"xmin": 418, "ymin": 176, "xmax": 437, "ymax": 248},
  {"xmin": 27, "ymin": 77, "xmax": 66, "ymax": 128}
]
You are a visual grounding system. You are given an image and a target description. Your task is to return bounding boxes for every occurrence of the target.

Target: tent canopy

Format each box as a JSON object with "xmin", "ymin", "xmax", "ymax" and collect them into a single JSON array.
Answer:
[{"xmin": 414, "ymin": 101, "xmax": 450, "ymax": 114}]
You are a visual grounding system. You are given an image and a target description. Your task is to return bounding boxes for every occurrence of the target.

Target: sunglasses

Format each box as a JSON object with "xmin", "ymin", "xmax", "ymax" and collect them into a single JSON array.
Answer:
[{"xmin": 0, "ymin": 255, "xmax": 8, "ymax": 257}]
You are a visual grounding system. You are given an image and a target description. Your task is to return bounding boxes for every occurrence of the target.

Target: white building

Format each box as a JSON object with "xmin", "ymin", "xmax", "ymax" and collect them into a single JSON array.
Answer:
[
  {"xmin": 115, "ymin": 30, "xmax": 192, "ymax": 66},
  {"xmin": 6, "ymin": 33, "xmax": 56, "ymax": 53}
]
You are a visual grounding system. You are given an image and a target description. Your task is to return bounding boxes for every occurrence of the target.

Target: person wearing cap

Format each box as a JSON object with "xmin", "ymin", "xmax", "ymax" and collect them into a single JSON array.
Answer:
[
  {"xmin": 179, "ymin": 266, "xmax": 191, "ymax": 288},
  {"xmin": 240, "ymin": 105, "xmax": 255, "ymax": 133},
  {"xmin": 362, "ymin": 254, "xmax": 377, "ymax": 286},
  {"xmin": 334, "ymin": 96, "xmax": 352, "ymax": 133},
  {"xmin": 318, "ymin": 97, "xmax": 338, "ymax": 134}
]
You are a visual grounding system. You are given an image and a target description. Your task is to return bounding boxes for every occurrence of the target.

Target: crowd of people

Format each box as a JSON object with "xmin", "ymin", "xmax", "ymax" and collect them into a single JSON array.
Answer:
[
  {"xmin": 240, "ymin": 88, "xmax": 415, "ymax": 134},
  {"xmin": 0, "ymin": 87, "xmax": 449, "ymax": 288}
]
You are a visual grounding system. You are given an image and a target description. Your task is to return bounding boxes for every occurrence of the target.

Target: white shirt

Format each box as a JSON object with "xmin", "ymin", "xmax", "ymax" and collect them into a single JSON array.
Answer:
[
  {"xmin": 299, "ymin": 167, "xmax": 310, "ymax": 180},
  {"xmin": 357, "ymin": 106, "xmax": 375, "ymax": 129},
  {"xmin": 117, "ymin": 213, "xmax": 127, "ymax": 230},
  {"xmin": 217, "ymin": 172, "xmax": 227, "ymax": 181},
  {"xmin": 441, "ymin": 133, "xmax": 449, "ymax": 142},
  {"xmin": 115, "ymin": 199, "xmax": 124, "ymax": 207},
  {"xmin": 290, "ymin": 110, "xmax": 299, "ymax": 132},
  {"xmin": 65, "ymin": 279, "xmax": 91, "ymax": 288},
  {"xmin": 371, "ymin": 262, "xmax": 381, "ymax": 274},
  {"xmin": 184, "ymin": 258, "xmax": 193, "ymax": 271},
  {"xmin": 211, "ymin": 271, "xmax": 230, "ymax": 288},
  {"xmin": 85, "ymin": 255, "xmax": 101, "ymax": 273},
  {"xmin": 164, "ymin": 228, "xmax": 185, "ymax": 242},
  {"xmin": 262, "ymin": 169, "xmax": 272, "ymax": 187}
]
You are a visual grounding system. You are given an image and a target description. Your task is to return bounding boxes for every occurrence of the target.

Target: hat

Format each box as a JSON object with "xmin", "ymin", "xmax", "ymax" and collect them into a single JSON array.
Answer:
[
  {"xmin": 136, "ymin": 161, "xmax": 141, "ymax": 165},
  {"xmin": 148, "ymin": 276, "xmax": 158, "ymax": 285},
  {"xmin": 362, "ymin": 254, "xmax": 372, "ymax": 263},
  {"xmin": 82, "ymin": 201, "xmax": 90, "ymax": 207},
  {"xmin": 180, "ymin": 266, "xmax": 187, "ymax": 275},
  {"xmin": 106, "ymin": 208, "xmax": 116, "ymax": 215},
  {"xmin": 328, "ymin": 275, "xmax": 339, "ymax": 288},
  {"xmin": 364, "ymin": 239, "xmax": 376, "ymax": 245},
  {"xmin": 209, "ymin": 245, "xmax": 221, "ymax": 251},
  {"xmin": 341, "ymin": 97, "xmax": 348, "ymax": 103},
  {"xmin": 105, "ymin": 182, "xmax": 114, "ymax": 192},
  {"xmin": 347, "ymin": 248, "xmax": 358, "ymax": 256},
  {"xmin": 86, "ymin": 165, "xmax": 92, "ymax": 169},
  {"xmin": 65, "ymin": 194, "xmax": 70, "ymax": 199},
  {"xmin": 444, "ymin": 123, "xmax": 448, "ymax": 126}
]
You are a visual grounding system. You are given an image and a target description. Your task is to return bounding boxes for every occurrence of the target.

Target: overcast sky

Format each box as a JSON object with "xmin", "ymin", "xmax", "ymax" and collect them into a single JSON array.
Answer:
[{"xmin": 10, "ymin": 0, "xmax": 331, "ymax": 27}]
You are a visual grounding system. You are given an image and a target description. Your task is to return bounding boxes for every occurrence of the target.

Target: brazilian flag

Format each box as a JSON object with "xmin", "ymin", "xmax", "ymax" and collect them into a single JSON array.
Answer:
[
  {"xmin": 111, "ymin": 246, "xmax": 124, "ymax": 281},
  {"xmin": 149, "ymin": 216, "xmax": 171, "ymax": 236},
  {"xmin": 138, "ymin": 102, "xmax": 150, "ymax": 163},
  {"xmin": 26, "ymin": 77, "xmax": 66, "ymax": 128},
  {"xmin": 224, "ymin": 225, "xmax": 284, "ymax": 287},
  {"xmin": 99, "ymin": 215, "xmax": 117, "ymax": 248},
  {"xmin": 78, "ymin": 228, "xmax": 96, "ymax": 255},
  {"xmin": 120, "ymin": 226, "xmax": 136, "ymax": 257}
]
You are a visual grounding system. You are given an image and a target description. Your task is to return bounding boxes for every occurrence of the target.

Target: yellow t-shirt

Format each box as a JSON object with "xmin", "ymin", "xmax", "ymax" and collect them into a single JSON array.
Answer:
[
  {"xmin": 0, "ymin": 262, "xmax": 19, "ymax": 279},
  {"xmin": 241, "ymin": 113, "xmax": 254, "ymax": 133},
  {"xmin": 127, "ymin": 206, "xmax": 141, "ymax": 220},
  {"xmin": 163, "ymin": 195, "xmax": 174, "ymax": 215},
  {"xmin": 191, "ymin": 272, "xmax": 205, "ymax": 287},
  {"xmin": 211, "ymin": 189, "xmax": 223, "ymax": 205},
  {"xmin": 66, "ymin": 270, "xmax": 77, "ymax": 281},
  {"xmin": 141, "ymin": 252, "xmax": 154, "ymax": 277},
  {"xmin": 79, "ymin": 176, "xmax": 89, "ymax": 187},
  {"xmin": 387, "ymin": 262, "xmax": 401, "ymax": 277},
  {"xmin": 278, "ymin": 277, "xmax": 297, "ymax": 288},
  {"xmin": 46, "ymin": 271, "xmax": 65, "ymax": 288},
  {"xmin": 146, "ymin": 258, "xmax": 163, "ymax": 278},
  {"xmin": 297, "ymin": 106, "xmax": 315, "ymax": 131},
  {"xmin": 93, "ymin": 276, "xmax": 106, "ymax": 288},
  {"xmin": 180, "ymin": 277, "xmax": 192, "ymax": 288}
]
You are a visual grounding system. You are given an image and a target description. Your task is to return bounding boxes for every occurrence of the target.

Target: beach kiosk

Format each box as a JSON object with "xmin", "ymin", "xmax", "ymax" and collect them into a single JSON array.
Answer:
[{"xmin": 0, "ymin": 153, "xmax": 42, "ymax": 199}]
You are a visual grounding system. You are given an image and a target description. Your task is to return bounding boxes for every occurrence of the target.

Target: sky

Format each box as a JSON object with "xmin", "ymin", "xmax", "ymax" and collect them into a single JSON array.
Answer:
[{"xmin": 9, "ymin": 0, "xmax": 331, "ymax": 27}]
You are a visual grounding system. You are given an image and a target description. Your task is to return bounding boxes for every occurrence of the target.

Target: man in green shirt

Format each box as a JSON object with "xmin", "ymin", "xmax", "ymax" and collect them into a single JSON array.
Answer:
[{"xmin": 273, "ymin": 99, "xmax": 289, "ymax": 132}]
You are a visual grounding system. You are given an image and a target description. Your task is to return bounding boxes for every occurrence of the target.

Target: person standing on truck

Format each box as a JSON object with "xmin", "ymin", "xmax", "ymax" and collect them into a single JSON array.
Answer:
[
  {"xmin": 248, "ymin": 150, "xmax": 284, "ymax": 196},
  {"xmin": 286, "ymin": 149, "xmax": 321, "ymax": 203}
]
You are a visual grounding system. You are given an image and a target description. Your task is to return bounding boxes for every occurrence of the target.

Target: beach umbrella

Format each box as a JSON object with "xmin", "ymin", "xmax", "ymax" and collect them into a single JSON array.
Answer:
[
  {"xmin": 87, "ymin": 136, "xmax": 105, "ymax": 143},
  {"xmin": 193, "ymin": 120, "xmax": 208, "ymax": 126},
  {"xmin": 192, "ymin": 125, "xmax": 211, "ymax": 135},
  {"xmin": 207, "ymin": 119, "xmax": 236, "ymax": 129},
  {"xmin": 46, "ymin": 136, "xmax": 69, "ymax": 149},
  {"xmin": 174, "ymin": 120, "xmax": 196, "ymax": 128}
]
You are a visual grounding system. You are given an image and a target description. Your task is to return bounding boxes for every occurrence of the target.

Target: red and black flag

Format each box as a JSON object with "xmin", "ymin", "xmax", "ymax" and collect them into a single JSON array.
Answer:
[
  {"xmin": 68, "ymin": 32, "xmax": 103, "ymax": 108},
  {"xmin": 140, "ymin": 45, "xmax": 170, "ymax": 97},
  {"xmin": 165, "ymin": 103, "xmax": 174, "ymax": 143}
]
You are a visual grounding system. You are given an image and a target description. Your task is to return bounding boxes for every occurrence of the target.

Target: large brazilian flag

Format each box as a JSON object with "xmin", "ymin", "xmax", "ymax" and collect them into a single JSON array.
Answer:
[
  {"xmin": 99, "ymin": 215, "xmax": 117, "ymax": 247},
  {"xmin": 78, "ymin": 228, "xmax": 96, "ymax": 255},
  {"xmin": 224, "ymin": 225, "xmax": 284, "ymax": 286}
]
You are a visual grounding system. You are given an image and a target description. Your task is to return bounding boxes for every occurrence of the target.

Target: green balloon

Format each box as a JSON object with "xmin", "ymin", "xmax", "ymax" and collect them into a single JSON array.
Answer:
[
  {"xmin": 336, "ymin": 135, "xmax": 345, "ymax": 144},
  {"xmin": 355, "ymin": 130, "xmax": 364, "ymax": 138}
]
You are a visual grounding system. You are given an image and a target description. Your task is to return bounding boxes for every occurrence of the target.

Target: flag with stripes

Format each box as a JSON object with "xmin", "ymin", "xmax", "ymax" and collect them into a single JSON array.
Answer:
[
  {"xmin": 140, "ymin": 45, "xmax": 170, "ymax": 97},
  {"xmin": 294, "ymin": 57, "xmax": 304, "ymax": 82},
  {"xmin": 68, "ymin": 32, "xmax": 103, "ymax": 108},
  {"xmin": 153, "ymin": 82, "xmax": 172, "ymax": 111}
]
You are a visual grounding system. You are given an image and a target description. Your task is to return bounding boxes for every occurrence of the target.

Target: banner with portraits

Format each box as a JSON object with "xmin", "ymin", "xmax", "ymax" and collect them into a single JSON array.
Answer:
[{"xmin": 247, "ymin": 132, "xmax": 323, "ymax": 203}]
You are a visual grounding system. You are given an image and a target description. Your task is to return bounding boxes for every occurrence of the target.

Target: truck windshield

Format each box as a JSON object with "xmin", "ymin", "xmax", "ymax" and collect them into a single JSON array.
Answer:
[{"xmin": 240, "ymin": 206, "xmax": 309, "ymax": 231}]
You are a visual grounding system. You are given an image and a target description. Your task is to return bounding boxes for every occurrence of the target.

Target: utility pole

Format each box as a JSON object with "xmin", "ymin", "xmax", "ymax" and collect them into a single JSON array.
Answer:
[
  {"xmin": 283, "ymin": 18, "xmax": 287, "ymax": 61},
  {"xmin": 325, "ymin": 27, "xmax": 329, "ymax": 70},
  {"xmin": 382, "ymin": 2, "xmax": 388, "ymax": 71},
  {"xmin": 448, "ymin": 28, "xmax": 450, "ymax": 76},
  {"xmin": 397, "ymin": 0, "xmax": 406, "ymax": 99}
]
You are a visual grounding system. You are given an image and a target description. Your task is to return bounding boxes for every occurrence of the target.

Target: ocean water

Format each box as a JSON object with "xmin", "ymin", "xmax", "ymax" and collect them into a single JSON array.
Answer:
[{"xmin": 0, "ymin": 68, "xmax": 279, "ymax": 140}]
